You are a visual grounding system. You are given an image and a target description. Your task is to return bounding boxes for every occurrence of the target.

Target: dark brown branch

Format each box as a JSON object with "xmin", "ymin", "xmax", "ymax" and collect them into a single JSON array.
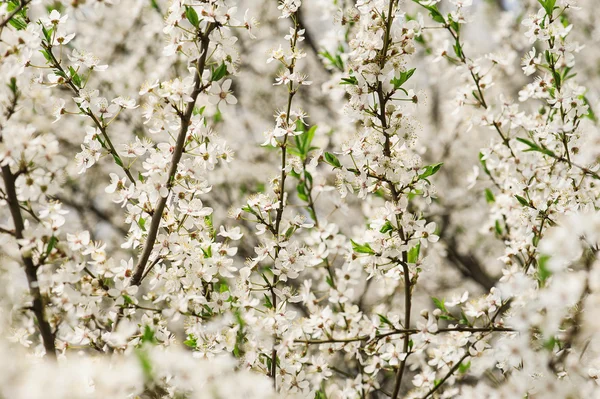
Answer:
[
  {"xmin": 0, "ymin": 0, "xmax": 31, "ymax": 31},
  {"xmin": 1, "ymin": 154, "xmax": 56, "ymax": 358},
  {"xmin": 130, "ymin": 23, "xmax": 215, "ymax": 286}
]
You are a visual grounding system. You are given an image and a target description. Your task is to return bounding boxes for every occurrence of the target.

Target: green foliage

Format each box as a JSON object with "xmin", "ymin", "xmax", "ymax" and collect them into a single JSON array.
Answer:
[
  {"xmin": 7, "ymin": 0, "xmax": 29, "ymax": 31},
  {"xmin": 211, "ymin": 63, "xmax": 228, "ymax": 82}
]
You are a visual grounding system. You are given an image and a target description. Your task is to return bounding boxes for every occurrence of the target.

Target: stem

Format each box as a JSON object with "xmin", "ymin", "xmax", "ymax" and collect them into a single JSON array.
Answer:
[
  {"xmin": 0, "ymin": 0, "xmax": 32, "ymax": 31},
  {"xmin": 0, "ymin": 143, "xmax": 56, "ymax": 358},
  {"xmin": 130, "ymin": 23, "xmax": 215, "ymax": 286},
  {"xmin": 269, "ymin": 14, "xmax": 301, "ymax": 389},
  {"xmin": 41, "ymin": 43, "xmax": 136, "ymax": 184}
]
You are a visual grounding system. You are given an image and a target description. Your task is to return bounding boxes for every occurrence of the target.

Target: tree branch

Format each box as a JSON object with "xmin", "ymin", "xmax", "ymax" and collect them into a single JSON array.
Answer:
[{"xmin": 130, "ymin": 23, "xmax": 215, "ymax": 286}]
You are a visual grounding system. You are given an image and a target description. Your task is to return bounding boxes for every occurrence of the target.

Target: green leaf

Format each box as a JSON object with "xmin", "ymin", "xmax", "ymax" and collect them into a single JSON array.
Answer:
[
  {"xmin": 351, "ymin": 239, "xmax": 375, "ymax": 255},
  {"xmin": 516, "ymin": 137, "xmax": 555, "ymax": 157},
  {"xmin": 263, "ymin": 293, "xmax": 273, "ymax": 309},
  {"xmin": 391, "ymin": 68, "xmax": 416, "ymax": 89},
  {"xmin": 413, "ymin": 1, "xmax": 446, "ymax": 24},
  {"xmin": 211, "ymin": 62, "xmax": 228, "ymax": 82},
  {"xmin": 183, "ymin": 334, "xmax": 197, "ymax": 348},
  {"xmin": 514, "ymin": 195, "xmax": 531, "ymax": 208},
  {"xmin": 325, "ymin": 275, "xmax": 334, "ymax": 287},
  {"xmin": 418, "ymin": 162, "xmax": 443, "ymax": 180},
  {"xmin": 479, "ymin": 152, "xmax": 491, "ymax": 176},
  {"xmin": 7, "ymin": 4, "xmax": 27, "ymax": 31},
  {"xmin": 201, "ymin": 245, "xmax": 213, "ymax": 258},
  {"xmin": 39, "ymin": 49, "xmax": 52, "ymax": 62},
  {"xmin": 537, "ymin": 0, "xmax": 556, "ymax": 16},
  {"xmin": 141, "ymin": 325, "xmax": 157, "ymax": 344},
  {"xmin": 185, "ymin": 6, "xmax": 199, "ymax": 27},
  {"xmin": 149, "ymin": 0, "xmax": 161, "ymax": 13},
  {"xmin": 296, "ymin": 182, "xmax": 308, "ymax": 202},
  {"xmin": 46, "ymin": 236, "xmax": 58, "ymax": 256},
  {"xmin": 484, "ymin": 188, "xmax": 495, "ymax": 204},
  {"xmin": 69, "ymin": 66, "xmax": 81, "ymax": 88},
  {"xmin": 112, "ymin": 153, "xmax": 124, "ymax": 167},
  {"xmin": 7, "ymin": 77, "xmax": 18, "ymax": 95},
  {"xmin": 494, "ymin": 220, "xmax": 503, "ymax": 236},
  {"xmin": 407, "ymin": 242, "xmax": 420, "ymax": 264},
  {"xmin": 40, "ymin": 25, "xmax": 53, "ymax": 43},
  {"xmin": 377, "ymin": 314, "xmax": 394, "ymax": 327},
  {"xmin": 137, "ymin": 217, "xmax": 146, "ymax": 231},
  {"xmin": 294, "ymin": 124, "xmax": 317, "ymax": 159},
  {"xmin": 379, "ymin": 221, "xmax": 394, "ymax": 234},
  {"xmin": 458, "ymin": 360, "xmax": 471, "ymax": 373},
  {"xmin": 324, "ymin": 152, "xmax": 342, "ymax": 169},
  {"xmin": 135, "ymin": 348, "xmax": 153, "ymax": 381},
  {"xmin": 538, "ymin": 254, "xmax": 552, "ymax": 285},
  {"xmin": 340, "ymin": 76, "xmax": 358, "ymax": 85},
  {"xmin": 432, "ymin": 297, "xmax": 447, "ymax": 313},
  {"xmin": 582, "ymin": 96, "xmax": 597, "ymax": 122}
]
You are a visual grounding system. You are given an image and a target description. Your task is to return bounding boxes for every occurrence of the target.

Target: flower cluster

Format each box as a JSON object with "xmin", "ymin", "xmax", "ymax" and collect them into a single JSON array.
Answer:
[{"xmin": 1, "ymin": 0, "xmax": 600, "ymax": 398}]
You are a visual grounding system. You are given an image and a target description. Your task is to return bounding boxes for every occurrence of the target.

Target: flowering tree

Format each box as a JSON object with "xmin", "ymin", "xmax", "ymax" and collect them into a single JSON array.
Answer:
[{"xmin": 1, "ymin": 0, "xmax": 600, "ymax": 397}]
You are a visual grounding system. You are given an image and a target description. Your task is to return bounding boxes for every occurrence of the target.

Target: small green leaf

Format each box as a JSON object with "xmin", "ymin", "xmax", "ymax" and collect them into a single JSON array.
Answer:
[
  {"xmin": 296, "ymin": 182, "xmax": 308, "ymax": 202},
  {"xmin": 418, "ymin": 163, "xmax": 443, "ymax": 180},
  {"xmin": 484, "ymin": 188, "xmax": 495, "ymax": 204},
  {"xmin": 324, "ymin": 152, "xmax": 342, "ymax": 169},
  {"xmin": 135, "ymin": 348, "xmax": 153, "ymax": 381},
  {"xmin": 407, "ymin": 242, "xmax": 420, "ymax": 264},
  {"xmin": 46, "ymin": 236, "xmax": 58, "ymax": 256},
  {"xmin": 516, "ymin": 137, "xmax": 555, "ymax": 157},
  {"xmin": 379, "ymin": 221, "xmax": 394, "ymax": 234},
  {"xmin": 537, "ymin": 0, "xmax": 556, "ymax": 16},
  {"xmin": 514, "ymin": 195, "xmax": 531, "ymax": 208},
  {"xmin": 458, "ymin": 360, "xmax": 471, "ymax": 373},
  {"xmin": 185, "ymin": 6, "xmax": 199, "ymax": 27},
  {"xmin": 377, "ymin": 314, "xmax": 394, "ymax": 327},
  {"xmin": 413, "ymin": 1, "xmax": 446, "ymax": 24},
  {"xmin": 211, "ymin": 62, "xmax": 228, "ymax": 82},
  {"xmin": 494, "ymin": 220, "xmax": 503, "ymax": 236},
  {"xmin": 538, "ymin": 254, "xmax": 552, "ymax": 285},
  {"xmin": 340, "ymin": 76, "xmax": 358, "ymax": 85},
  {"xmin": 391, "ymin": 68, "xmax": 416, "ymax": 89},
  {"xmin": 432, "ymin": 296, "xmax": 447, "ymax": 313},
  {"xmin": 263, "ymin": 293, "xmax": 273, "ymax": 309},
  {"xmin": 184, "ymin": 334, "xmax": 197, "ymax": 348},
  {"xmin": 69, "ymin": 66, "xmax": 81, "ymax": 88},
  {"xmin": 351, "ymin": 239, "xmax": 375, "ymax": 255},
  {"xmin": 112, "ymin": 153, "xmax": 124, "ymax": 167},
  {"xmin": 479, "ymin": 152, "xmax": 491, "ymax": 176},
  {"xmin": 141, "ymin": 325, "xmax": 157, "ymax": 344}
]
